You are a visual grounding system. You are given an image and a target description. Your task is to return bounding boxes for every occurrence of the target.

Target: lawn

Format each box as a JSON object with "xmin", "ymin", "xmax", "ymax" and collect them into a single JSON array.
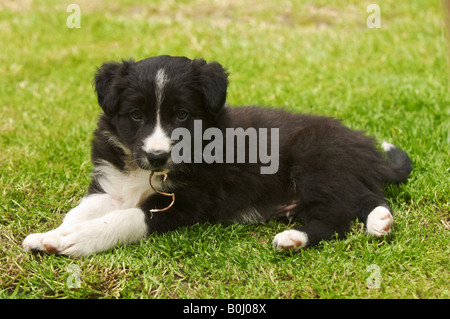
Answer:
[{"xmin": 0, "ymin": 0, "xmax": 449, "ymax": 299}]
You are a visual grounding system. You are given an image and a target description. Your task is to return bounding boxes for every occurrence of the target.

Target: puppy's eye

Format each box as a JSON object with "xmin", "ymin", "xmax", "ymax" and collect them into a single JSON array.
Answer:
[
  {"xmin": 176, "ymin": 109, "xmax": 189, "ymax": 121},
  {"xmin": 130, "ymin": 110, "xmax": 144, "ymax": 121}
]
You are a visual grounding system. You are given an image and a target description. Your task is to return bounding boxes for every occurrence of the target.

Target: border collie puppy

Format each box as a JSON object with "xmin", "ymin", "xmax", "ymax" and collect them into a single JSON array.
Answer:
[{"xmin": 23, "ymin": 56, "xmax": 412, "ymax": 257}]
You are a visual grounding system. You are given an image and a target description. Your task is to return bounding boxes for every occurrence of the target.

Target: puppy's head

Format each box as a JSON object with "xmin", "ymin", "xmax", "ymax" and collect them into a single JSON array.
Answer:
[{"xmin": 94, "ymin": 55, "xmax": 228, "ymax": 172}]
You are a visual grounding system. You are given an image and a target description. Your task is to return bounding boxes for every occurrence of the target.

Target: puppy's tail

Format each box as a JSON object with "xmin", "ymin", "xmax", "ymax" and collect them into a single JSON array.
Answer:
[{"xmin": 381, "ymin": 142, "xmax": 412, "ymax": 183}]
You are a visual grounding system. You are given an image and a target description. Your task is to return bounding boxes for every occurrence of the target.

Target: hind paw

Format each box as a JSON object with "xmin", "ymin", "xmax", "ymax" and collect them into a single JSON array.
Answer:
[
  {"xmin": 366, "ymin": 206, "xmax": 394, "ymax": 237},
  {"xmin": 273, "ymin": 230, "xmax": 308, "ymax": 252}
]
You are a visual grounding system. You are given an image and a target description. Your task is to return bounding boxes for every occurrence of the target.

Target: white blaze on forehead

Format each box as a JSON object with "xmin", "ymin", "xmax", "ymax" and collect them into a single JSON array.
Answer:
[
  {"xmin": 142, "ymin": 68, "xmax": 171, "ymax": 154},
  {"xmin": 155, "ymin": 68, "xmax": 169, "ymax": 109}
]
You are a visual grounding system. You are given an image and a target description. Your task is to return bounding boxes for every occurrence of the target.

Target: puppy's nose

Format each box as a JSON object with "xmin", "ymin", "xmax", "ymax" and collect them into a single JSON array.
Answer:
[{"xmin": 146, "ymin": 151, "xmax": 170, "ymax": 169}]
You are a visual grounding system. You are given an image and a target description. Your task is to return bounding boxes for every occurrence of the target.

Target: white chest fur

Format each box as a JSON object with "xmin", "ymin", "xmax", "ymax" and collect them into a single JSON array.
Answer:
[{"xmin": 93, "ymin": 162, "xmax": 159, "ymax": 209}]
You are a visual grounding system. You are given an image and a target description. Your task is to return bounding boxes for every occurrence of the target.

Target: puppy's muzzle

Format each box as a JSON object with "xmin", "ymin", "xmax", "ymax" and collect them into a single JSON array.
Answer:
[{"xmin": 146, "ymin": 151, "xmax": 170, "ymax": 171}]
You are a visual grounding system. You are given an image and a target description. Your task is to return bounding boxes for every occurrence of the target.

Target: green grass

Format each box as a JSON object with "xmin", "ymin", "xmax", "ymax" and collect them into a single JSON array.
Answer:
[{"xmin": 1, "ymin": 0, "xmax": 449, "ymax": 299}]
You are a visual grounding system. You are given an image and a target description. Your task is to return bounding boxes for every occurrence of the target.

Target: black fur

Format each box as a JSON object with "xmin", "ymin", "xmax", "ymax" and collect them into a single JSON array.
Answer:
[{"xmin": 91, "ymin": 55, "xmax": 412, "ymax": 248}]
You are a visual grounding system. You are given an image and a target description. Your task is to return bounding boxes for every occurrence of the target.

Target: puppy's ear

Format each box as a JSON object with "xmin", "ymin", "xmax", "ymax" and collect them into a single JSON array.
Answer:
[
  {"xmin": 193, "ymin": 59, "xmax": 229, "ymax": 116},
  {"xmin": 93, "ymin": 60, "xmax": 133, "ymax": 116}
]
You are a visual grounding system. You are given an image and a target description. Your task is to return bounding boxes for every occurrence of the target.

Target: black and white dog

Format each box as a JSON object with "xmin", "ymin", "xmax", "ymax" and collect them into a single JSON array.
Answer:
[{"xmin": 23, "ymin": 56, "xmax": 411, "ymax": 257}]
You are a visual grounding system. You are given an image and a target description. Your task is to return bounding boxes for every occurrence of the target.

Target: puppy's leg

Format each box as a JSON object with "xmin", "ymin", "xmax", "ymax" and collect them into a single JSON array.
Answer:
[
  {"xmin": 23, "ymin": 193, "xmax": 121, "ymax": 254},
  {"xmin": 273, "ymin": 219, "xmax": 343, "ymax": 251},
  {"xmin": 38, "ymin": 208, "xmax": 148, "ymax": 257},
  {"xmin": 273, "ymin": 193, "xmax": 360, "ymax": 251},
  {"xmin": 273, "ymin": 198, "xmax": 394, "ymax": 251}
]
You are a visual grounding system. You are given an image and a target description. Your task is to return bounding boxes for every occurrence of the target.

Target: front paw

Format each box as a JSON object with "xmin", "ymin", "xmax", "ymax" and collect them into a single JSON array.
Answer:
[
  {"xmin": 23, "ymin": 232, "xmax": 49, "ymax": 253},
  {"xmin": 23, "ymin": 227, "xmax": 93, "ymax": 258},
  {"xmin": 23, "ymin": 230, "xmax": 66, "ymax": 255}
]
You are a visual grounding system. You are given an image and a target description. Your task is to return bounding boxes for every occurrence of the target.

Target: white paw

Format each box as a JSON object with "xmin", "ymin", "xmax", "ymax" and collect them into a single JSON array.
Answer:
[
  {"xmin": 366, "ymin": 206, "xmax": 394, "ymax": 237},
  {"xmin": 23, "ymin": 225, "xmax": 97, "ymax": 258},
  {"xmin": 23, "ymin": 208, "xmax": 147, "ymax": 257},
  {"xmin": 23, "ymin": 229, "xmax": 69, "ymax": 254},
  {"xmin": 273, "ymin": 229, "xmax": 308, "ymax": 252},
  {"xmin": 23, "ymin": 232, "xmax": 50, "ymax": 253}
]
